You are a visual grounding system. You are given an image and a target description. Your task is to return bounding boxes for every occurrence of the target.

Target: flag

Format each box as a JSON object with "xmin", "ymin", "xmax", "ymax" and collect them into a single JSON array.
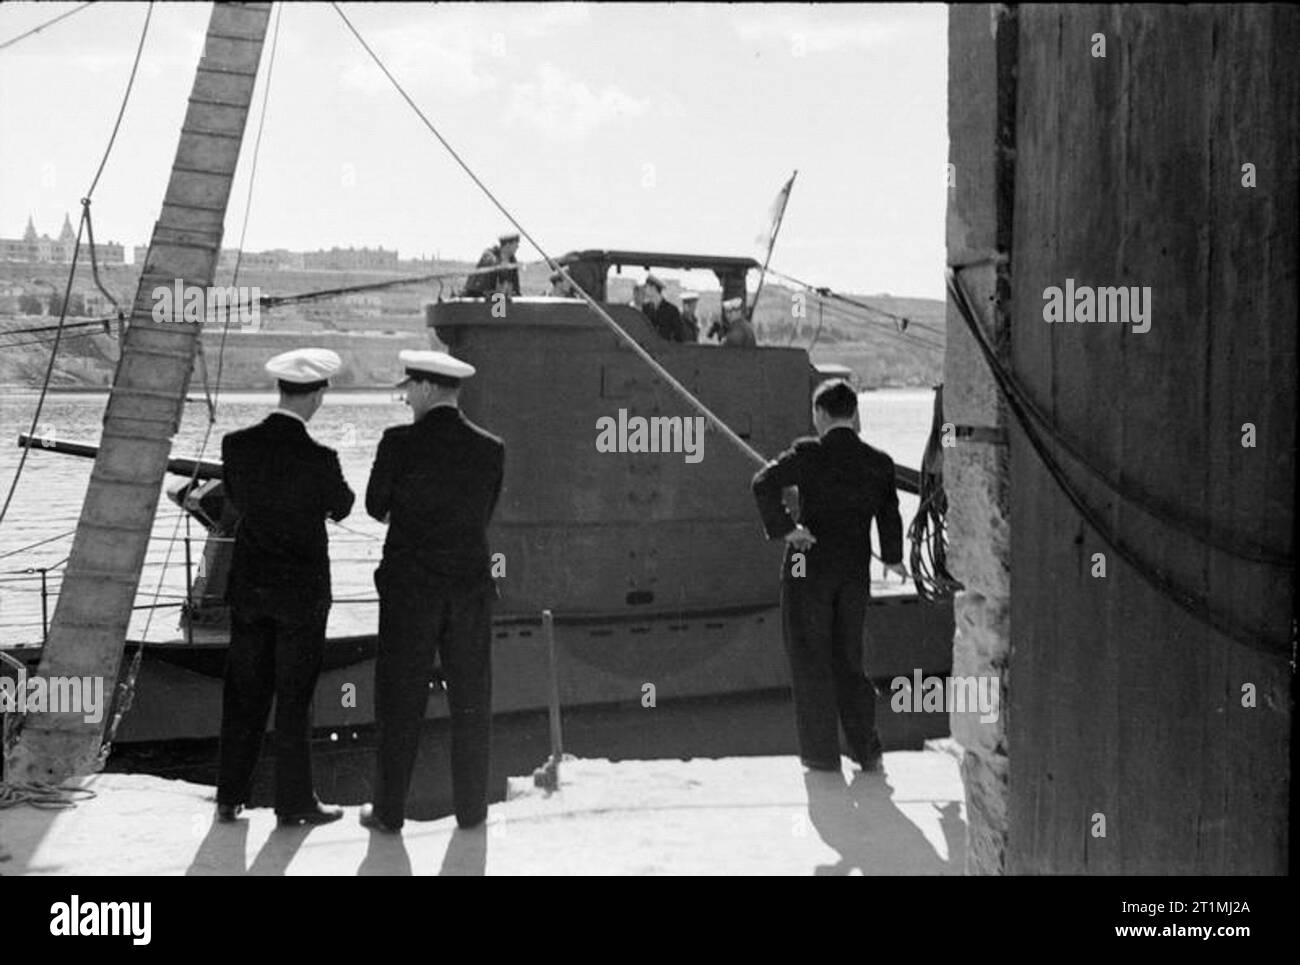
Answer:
[{"xmin": 755, "ymin": 170, "xmax": 798, "ymax": 256}]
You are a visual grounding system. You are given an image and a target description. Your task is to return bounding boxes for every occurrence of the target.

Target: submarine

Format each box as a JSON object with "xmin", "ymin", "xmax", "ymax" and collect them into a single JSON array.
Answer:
[{"xmin": 5, "ymin": 248, "xmax": 953, "ymax": 747}]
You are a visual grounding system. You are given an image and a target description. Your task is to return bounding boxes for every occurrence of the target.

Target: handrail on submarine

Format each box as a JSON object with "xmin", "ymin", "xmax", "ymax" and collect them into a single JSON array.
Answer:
[
  {"xmin": 16, "ymin": 433, "xmax": 223, "ymax": 481},
  {"xmin": 16, "ymin": 430, "xmax": 919, "ymax": 494}
]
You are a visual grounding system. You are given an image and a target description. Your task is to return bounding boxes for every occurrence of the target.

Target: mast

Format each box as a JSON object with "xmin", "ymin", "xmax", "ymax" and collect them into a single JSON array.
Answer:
[{"xmin": 7, "ymin": 2, "xmax": 273, "ymax": 783}]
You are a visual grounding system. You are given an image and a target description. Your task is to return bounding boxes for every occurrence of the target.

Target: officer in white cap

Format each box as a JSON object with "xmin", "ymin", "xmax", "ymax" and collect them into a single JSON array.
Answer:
[
  {"xmin": 680, "ymin": 291, "xmax": 700, "ymax": 343},
  {"xmin": 217, "ymin": 348, "xmax": 354, "ymax": 826},
  {"xmin": 463, "ymin": 231, "xmax": 521, "ymax": 298},
  {"xmin": 361, "ymin": 349, "xmax": 505, "ymax": 833}
]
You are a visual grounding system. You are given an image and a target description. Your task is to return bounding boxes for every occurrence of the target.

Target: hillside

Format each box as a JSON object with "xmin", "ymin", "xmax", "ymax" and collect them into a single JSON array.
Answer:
[{"xmin": 0, "ymin": 259, "xmax": 944, "ymax": 389}]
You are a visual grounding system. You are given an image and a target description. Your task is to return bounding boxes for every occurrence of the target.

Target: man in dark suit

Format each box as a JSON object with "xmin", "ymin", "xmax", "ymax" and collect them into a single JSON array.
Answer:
[
  {"xmin": 462, "ymin": 231, "xmax": 521, "ymax": 298},
  {"xmin": 641, "ymin": 273, "xmax": 685, "ymax": 341},
  {"xmin": 361, "ymin": 350, "xmax": 505, "ymax": 833},
  {"xmin": 217, "ymin": 348, "xmax": 354, "ymax": 825},
  {"xmin": 751, "ymin": 379, "xmax": 908, "ymax": 773},
  {"xmin": 680, "ymin": 291, "xmax": 701, "ymax": 342}
]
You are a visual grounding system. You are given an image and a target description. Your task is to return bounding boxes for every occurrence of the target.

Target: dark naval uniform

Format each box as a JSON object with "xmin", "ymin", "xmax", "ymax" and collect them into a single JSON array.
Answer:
[
  {"xmin": 751, "ymin": 427, "xmax": 903, "ymax": 768},
  {"xmin": 217, "ymin": 412, "xmax": 355, "ymax": 813},
  {"xmin": 463, "ymin": 244, "xmax": 520, "ymax": 298},
  {"xmin": 681, "ymin": 311, "xmax": 700, "ymax": 343},
  {"xmin": 366, "ymin": 404, "xmax": 505, "ymax": 828},
  {"xmin": 643, "ymin": 299, "xmax": 686, "ymax": 341}
]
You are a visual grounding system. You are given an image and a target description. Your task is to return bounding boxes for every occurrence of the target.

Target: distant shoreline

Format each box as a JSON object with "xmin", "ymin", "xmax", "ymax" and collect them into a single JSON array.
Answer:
[
  {"xmin": 0, "ymin": 384, "xmax": 402, "ymax": 395},
  {"xmin": 2, "ymin": 383, "xmax": 938, "ymax": 397}
]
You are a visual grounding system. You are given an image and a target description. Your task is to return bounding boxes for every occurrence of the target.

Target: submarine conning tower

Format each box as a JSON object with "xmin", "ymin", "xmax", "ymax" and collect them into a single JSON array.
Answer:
[{"xmin": 425, "ymin": 249, "xmax": 817, "ymax": 620}]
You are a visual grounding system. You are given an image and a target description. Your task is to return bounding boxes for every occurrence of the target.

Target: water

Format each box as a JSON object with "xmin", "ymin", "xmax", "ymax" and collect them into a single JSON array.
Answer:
[{"xmin": 0, "ymin": 387, "xmax": 936, "ymax": 645}]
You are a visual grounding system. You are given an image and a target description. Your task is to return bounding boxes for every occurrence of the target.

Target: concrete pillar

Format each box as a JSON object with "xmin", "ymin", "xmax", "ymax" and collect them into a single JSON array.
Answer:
[{"xmin": 945, "ymin": 4, "xmax": 1015, "ymax": 875}]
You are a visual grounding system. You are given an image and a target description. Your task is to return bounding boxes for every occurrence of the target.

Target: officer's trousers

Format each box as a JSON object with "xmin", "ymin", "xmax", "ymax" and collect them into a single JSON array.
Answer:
[
  {"xmin": 780, "ymin": 572, "xmax": 884, "ymax": 767},
  {"xmin": 217, "ymin": 607, "xmax": 327, "ymax": 813},
  {"xmin": 372, "ymin": 576, "xmax": 493, "ymax": 829}
]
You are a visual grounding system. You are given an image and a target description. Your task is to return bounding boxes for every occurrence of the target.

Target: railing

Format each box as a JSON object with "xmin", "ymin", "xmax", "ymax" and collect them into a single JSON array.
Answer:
[{"xmin": 0, "ymin": 524, "xmax": 385, "ymax": 647}]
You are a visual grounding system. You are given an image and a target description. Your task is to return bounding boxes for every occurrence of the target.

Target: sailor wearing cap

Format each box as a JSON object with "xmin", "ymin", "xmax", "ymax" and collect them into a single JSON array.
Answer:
[
  {"xmin": 720, "ymin": 296, "xmax": 757, "ymax": 348},
  {"xmin": 548, "ymin": 268, "xmax": 577, "ymax": 298},
  {"xmin": 680, "ymin": 291, "xmax": 700, "ymax": 343},
  {"xmin": 463, "ymin": 231, "xmax": 521, "ymax": 298},
  {"xmin": 360, "ymin": 350, "xmax": 505, "ymax": 833},
  {"xmin": 641, "ymin": 273, "xmax": 686, "ymax": 342},
  {"xmin": 216, "ymin": 348, "xmax": 355, "ymax": 826}
]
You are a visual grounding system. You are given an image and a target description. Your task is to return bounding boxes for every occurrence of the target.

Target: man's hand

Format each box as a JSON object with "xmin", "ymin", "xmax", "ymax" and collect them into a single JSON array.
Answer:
[
  {"xmin": 883, "ymin": 562, "xmax": 909, "ymax": 583},
  {"xmin": 783, "ymin": 525, "xmax": 817, "ymax": 551}
]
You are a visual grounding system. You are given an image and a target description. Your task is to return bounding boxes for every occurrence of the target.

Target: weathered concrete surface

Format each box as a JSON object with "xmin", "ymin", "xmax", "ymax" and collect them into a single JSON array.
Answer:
[
  {"xmin": 1, "ymin": 752, "xmax": 965, "ymax": 876},
  {"xmin": 945, "ymin": 3, "xmax": 1014, "ymax": 875}
]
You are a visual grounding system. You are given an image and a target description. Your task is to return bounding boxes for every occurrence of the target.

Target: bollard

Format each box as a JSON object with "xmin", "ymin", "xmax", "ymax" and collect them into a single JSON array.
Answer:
[
  {"xmin": 532, "ymin": 608, "xmax": 564, "ymax": 791},
  {"xmin": 182, "ymin": 523, "xmax": 194, "ymax": 647}
]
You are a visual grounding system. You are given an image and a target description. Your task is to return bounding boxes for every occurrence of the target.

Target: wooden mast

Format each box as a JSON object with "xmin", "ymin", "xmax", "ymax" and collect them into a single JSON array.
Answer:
[{"xmin": 7, "ymin": 2, "xmax": 273, "ymax": 783}]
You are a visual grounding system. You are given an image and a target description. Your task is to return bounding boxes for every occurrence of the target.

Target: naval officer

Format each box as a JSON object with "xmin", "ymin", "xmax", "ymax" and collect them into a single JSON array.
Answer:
[
  {"xmin": 217, "ymin": 348, "xmax": 354, "ymax": 825},
  {"xmin": 361, "ymin": 350, "xmax": 505, "ymax": 832},
  {"xmin": 751, "ymin": 379, "xmax": 908, "ymax": 772},
  {"xmin": 463, "ymin": 231, "xmax": 521, "ymax": 298},
  {"xmin": 641, "ymin": 273, "xmax": 686, "ymax": 342}
]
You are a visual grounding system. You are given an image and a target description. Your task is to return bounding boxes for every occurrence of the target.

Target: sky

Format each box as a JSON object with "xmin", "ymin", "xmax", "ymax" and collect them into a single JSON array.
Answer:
[{"xmin": 0, "ymin": 2, "xmax": 948, "ymax": 297}]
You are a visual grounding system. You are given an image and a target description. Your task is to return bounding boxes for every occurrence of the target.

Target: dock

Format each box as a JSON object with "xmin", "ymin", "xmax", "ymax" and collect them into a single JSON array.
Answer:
[{"xmin": 2, "ymin": 746, "xmax": 965, "ymax": 876}]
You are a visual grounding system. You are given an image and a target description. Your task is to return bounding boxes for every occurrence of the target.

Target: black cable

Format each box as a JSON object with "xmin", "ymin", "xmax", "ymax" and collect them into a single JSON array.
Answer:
[
  {"xmin": 0, "ymin": 2, "xmax": 94, "ymax": 53},
  {"xmin": 0, "ymin": 2, "xmax": 152, "ymax": 532},
  {"xmin": 763, "ymin": 271, "xmax": 946, "ymax": 353},
  {"xmin": 0, "ymin": 213, "xmax": 87, "ymax": 530},
  {"xmin": 943, "ymin": 268, "xmax": 1288, "ymax": 568},
  {"xmin": 811, "ymin": 295, "xmax": 946, "ymax": 354},
  {"xmin": 947, "ymin": 265, "xmax": 1287, "ymax": 658},
  {"xmin": 765, "ymin": 266, "xmax": 948, "ymax": 338},
  {"xmin": 0, "ymin": 317, "xmax": 113, "ymax": 337},
  {"xmin": 85, "ymin": 3, "xmax": 153, "ymax": 199}
]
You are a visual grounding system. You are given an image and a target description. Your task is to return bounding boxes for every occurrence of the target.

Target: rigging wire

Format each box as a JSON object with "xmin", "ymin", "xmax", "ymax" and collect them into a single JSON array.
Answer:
[
  {"xmin": 0, "ymin": 260, "xmax": 551, "ymax": 354},
  {"xmin": 0, "ymin": 318, "xmax": 112, "ymax": 337},
  {"xmin": 763, "ymin": 265, "xmax": 947, "ymax": 342},
  {"xmin": 330, "ymin": 1, "xmax": 765, "ymax": 470},
  {"xmin": 0, "ymin": 215, "xmax": 88, "ymax": 532},
  {"xmin": 0, "ymin": 530, "xmax": 77, "ymax": 561},
  {"xmin": 0, "ymin": 1, "xmax": 95, "ymax": 53},
  {"xmin": 803, "ymin": 294, "xmax": 947, "ymax": 354},
  {"xmin": 0, "ymin": 2, "xmax": 153, "ymax": 533},
  {"xmin": 759, "ymin": 281, "xmax": 945, "ymax": 354}
]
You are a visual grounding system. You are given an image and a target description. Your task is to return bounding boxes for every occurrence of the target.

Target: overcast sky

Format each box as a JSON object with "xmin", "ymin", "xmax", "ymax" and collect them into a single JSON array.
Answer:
[{"xmin": 0, "ymin": 2, "xmax": 947, "ymax": 297}]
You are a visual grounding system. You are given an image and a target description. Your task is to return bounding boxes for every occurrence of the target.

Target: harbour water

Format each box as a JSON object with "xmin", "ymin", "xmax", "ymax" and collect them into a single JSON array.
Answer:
[{"xmin": 0, "ymin": 387, "xmax": 936, "ymax": 646}]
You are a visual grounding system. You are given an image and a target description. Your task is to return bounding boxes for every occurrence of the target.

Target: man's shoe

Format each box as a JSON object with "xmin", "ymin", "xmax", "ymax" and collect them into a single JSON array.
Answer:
[
  {"xmin": 359, "ymin": 803, "xmax": 401, "ymax": 834},
  {"xmin": 277, "ymin": 801, "xmax": 344, "ymax": 826},
  {"xmin": 216, "ymin": 802, "xmax": 243, "ymax": 822}
]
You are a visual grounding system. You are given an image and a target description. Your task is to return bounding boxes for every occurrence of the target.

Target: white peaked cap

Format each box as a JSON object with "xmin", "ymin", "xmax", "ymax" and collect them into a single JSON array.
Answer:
[
  {"xmin": 681, "ymin": 291, "xmax": 700, "ymax": 301},
  {"xmin": 265, "ymin": 347, "xmax": 342, "ymax": 384},
  {"xmin": 396, "ymin": 349, "xmax": 476, "ymax": 384}
]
